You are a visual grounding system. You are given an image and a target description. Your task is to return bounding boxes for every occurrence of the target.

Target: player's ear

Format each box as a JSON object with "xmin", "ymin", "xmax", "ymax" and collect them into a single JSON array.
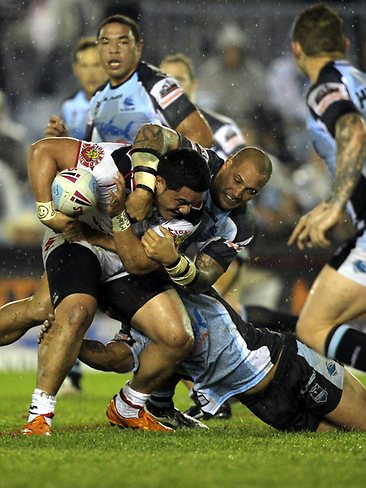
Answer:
[
  {"xmin": 136, "ymin": 40, "xmax": 143, "ymax": 58},
  {"xmin": 155, "ymin": 175, "xmax": 166, "ymax": 192},
  {"xmin": 291, "ymin": 41, "xmax": 302, "ymax": 60}
]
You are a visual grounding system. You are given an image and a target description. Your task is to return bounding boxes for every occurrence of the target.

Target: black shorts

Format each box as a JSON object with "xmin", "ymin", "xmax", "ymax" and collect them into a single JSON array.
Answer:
[
  {"xmin": 99, "ymin": 269, "xmax": 175, "ymax": 324},
  {"xmin": 46, "ymin": 243, "xmax": 102, "ymax": 307},
  {"xmin": 242, "ymin": 336, "xmax": 344, "ymax": 432}
]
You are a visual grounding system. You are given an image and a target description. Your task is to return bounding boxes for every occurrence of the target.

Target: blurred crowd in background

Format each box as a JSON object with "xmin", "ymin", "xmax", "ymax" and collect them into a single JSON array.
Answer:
[{"xmin": 0, "ymin": 0, "xmax": 365, "ymax": 311}]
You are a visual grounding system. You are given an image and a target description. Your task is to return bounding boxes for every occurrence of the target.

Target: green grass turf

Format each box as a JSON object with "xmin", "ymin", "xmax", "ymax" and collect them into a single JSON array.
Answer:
[{"xmin": 1, "ymin": 371, "xmax": 366, "ymax": 488}]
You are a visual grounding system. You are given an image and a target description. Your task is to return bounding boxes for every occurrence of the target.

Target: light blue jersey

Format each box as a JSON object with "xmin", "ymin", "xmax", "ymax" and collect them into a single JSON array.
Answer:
[
  {"xmin": 306, "ymin": 59, "xmax": 366, "ymax": 230},
  {"xmin": 61, "ymin": 90, "xmax": 90, "ymax": 139},
  {"xmin": 86, "ymin": 61, "xmax": 196, "ymax": 144},
  {"xmin": 129, "ymin": 292, "xmax": 283, "ymax": 415}
]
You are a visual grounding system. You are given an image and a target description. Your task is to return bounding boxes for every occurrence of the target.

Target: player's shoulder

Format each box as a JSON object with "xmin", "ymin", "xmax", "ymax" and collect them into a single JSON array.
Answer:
[
  {"xmin": 89, "ymin": 80, "xmax": 110, "ymax": 103},
  {"xmin": 61, "ymin": 89, "xmax": 82, "ymax": 105},
  {"xmin": 200, "ymin": 108, "xmax": 238, "ymax": 131},
  {"xmin": 137, "ymin": 61, "xmax": 169, "ymax": 88},
  {"xmin": 228, "ymin": 203, "xmax": 254, "ymax": 242}
]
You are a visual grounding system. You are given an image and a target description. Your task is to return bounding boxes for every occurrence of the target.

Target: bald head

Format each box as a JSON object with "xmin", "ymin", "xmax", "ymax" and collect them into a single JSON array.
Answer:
[
  {"xmin": 212, "ymin": 146, "xmax": 272, "ymax": 210},
  {"xmin": 233, "ymin": 146, "xmax": 272, "ymax": 184}
]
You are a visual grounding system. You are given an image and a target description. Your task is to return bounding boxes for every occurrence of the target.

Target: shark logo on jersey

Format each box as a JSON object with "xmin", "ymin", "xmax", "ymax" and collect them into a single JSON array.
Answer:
[
  {"xmin": 123, "ymin": 96, "xmax": 135, "ymax": 108},
  {"xmin": 80, "ymin": 142, "xmax": 105, "ymax": 169},
  {"xmin": 352, "ymin": 259, "xmax": 366, "ymax": 273},
  {"xmin": 326, "ymin": 361, "xmax": 337, "ymax": 376},
  {"xmin": 98, "ymin": 118, "xmax": 134, "ymax": 141}
]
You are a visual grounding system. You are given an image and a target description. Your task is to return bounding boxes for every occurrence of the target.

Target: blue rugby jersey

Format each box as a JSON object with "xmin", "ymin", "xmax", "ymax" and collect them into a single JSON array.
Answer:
[
  {"xmin": 85, "ymin": 61, "xmax": 197, "ymax": 144},
  {"xmin": 60, "ymin": 90, "xmax": 90, "ymax": 139},
  {"xmin": 306, "ymin": 60, "xmax": 366, "ymax": 225}
]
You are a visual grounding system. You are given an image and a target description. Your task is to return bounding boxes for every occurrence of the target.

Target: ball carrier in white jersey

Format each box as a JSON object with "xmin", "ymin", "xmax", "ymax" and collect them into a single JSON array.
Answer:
[{"xmin": 21, "ymin": 135, "xmax": 211, "ymax": 436}]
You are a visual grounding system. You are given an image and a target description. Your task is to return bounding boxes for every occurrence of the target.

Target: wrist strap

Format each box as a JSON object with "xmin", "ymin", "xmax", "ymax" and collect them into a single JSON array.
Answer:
[
  {"xmin": 131, "ymin": 150, "xmax": 160, "ymax": 193},
  {"xmin": 112, "ymin": 210, "xmax": 131, "ymax": 232},
  {"xmin": 135, "ymin": 184, "xmax": 154, "ymax": 195},
  {"xmin": 165, "ymin": 253, "xmax": 197, "ymax": 286},
  {"xmin": 36, "ymin": 201, "xmax": 56, "ymax": 222}
]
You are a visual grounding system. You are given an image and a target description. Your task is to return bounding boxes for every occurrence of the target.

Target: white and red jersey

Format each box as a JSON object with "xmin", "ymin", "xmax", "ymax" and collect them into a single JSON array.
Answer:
[{"xmin": 43, "ymin": 140, "xmax": 204, "ymax": 279}]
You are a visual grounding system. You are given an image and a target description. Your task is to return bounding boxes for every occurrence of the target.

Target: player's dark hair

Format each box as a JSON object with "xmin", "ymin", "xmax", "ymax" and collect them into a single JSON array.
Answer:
[
  {"xmin": 292, "ymin": 4, "xmax": 346, "ymax": 56},
  {"xmin": 160, "ymin": 53, "xmax": 195, "ymax": 81},
  {"xmin": 97, "ymin": 14, "xmax": 142, "ymax": 43},
  {"xmin": 158, "ymin": 149, "xmax": 211, "ymax": 193},
  {"xmin": 73, "ymin": 37, "xmax": 98, "ymax": 62}
]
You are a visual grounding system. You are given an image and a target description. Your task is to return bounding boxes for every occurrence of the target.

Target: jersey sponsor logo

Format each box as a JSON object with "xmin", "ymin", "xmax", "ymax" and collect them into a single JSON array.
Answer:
[
  {"xmin": 352, "ymin": 259, "xmax": 366, "ymax": 273},
  {"xmin": 308, "ymin": 82, "xmax": 350, "ymax": 116},
  {"xmin": 79, "ymin": 142, "xmax": 105, "ymax": 169},
  {"xmin": 98, "ymin": 119, "xmax": 134, "ymax": 142},
  {"xmin": 223, "ymin": 237, "xmax": 252, "ymax": 251},
  {"xmin": 309, "ymin": 383, "xmax": 328, "ymax": 403},
  {"xmin": 156, "ymin": 78, "xmax": 184, "ymax": 109},
  {"xmin": 356, "ymin": 86, "xmax": 366, "ymax": 109}
]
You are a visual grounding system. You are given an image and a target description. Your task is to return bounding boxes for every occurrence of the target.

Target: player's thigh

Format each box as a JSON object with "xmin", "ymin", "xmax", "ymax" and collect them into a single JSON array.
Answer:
[
  {"xmin": 132, "ymin": 288, "xmax": 192, "ymax": 345},
  {"xmin": 324, "ymin": 368, "xmax": 366, "ymax": 431},
  {"xmin": 297, "ymin": 265, "xmax": 366, "ymax": 341},
  {"xmin": 25, "ymin": 273, "xmax": 53, "ymax": 320}
]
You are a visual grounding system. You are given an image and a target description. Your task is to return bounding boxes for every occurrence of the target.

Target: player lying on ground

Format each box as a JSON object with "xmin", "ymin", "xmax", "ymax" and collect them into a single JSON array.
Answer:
[{"xmin": 40, "ymin": 288, "xmax": 366, "ymax": 433}]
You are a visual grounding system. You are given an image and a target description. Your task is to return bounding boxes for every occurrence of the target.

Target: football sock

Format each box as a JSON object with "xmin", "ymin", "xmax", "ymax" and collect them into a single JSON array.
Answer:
[
  {"xmin": 325, "ymin": 325, "xmax": 366, "ymax": 372},
  {"xmin": 116, "ymin": 382, "xmax": 150, "ymax": 418},
  {"xmin": 28, "ymin": 389, "xmax": 56, "ymax": 426},
  {"xmin": 148, "ymin": 391, "xmax": 175, "ymax": 410},
  {"xmin": 246, "ymin": 306, "xmax": 297, "ymax": 333}
]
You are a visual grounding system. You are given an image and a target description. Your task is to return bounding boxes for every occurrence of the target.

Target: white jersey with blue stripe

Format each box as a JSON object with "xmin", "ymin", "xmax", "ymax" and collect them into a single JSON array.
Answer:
[
  {"xmin": 60, "ymin": 90, "xmax": 90, "ymax": 139},
  {"xmin": 306, "ymin": 59, "xmax": 366, "ymax": 228}
]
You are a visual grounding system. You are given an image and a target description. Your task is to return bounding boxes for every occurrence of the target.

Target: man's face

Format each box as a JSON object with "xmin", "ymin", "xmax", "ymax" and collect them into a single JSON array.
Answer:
[
  {"xmin": 211, "ymin": 157, "xmax": 266, "ymax": 210},
  {"xmin": 160, "ymin": 61, "xmax": 196, "ymax": 100},
  {"xmin": 97, "ymin": 22, "xmax": 142, "ymax": 86},
  {"xmin": 73, "ymin": 47, "xmax": 107, "ymax": 99},
  {"xmin": 155, "ymin": 179, "xmax": 203, "ymax": 220}
]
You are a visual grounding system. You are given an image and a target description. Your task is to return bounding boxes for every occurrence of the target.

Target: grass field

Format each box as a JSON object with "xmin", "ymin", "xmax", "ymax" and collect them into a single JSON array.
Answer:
[{"xmin": 1, "ymin": 371, "xmax": 366, "ymax": 488}]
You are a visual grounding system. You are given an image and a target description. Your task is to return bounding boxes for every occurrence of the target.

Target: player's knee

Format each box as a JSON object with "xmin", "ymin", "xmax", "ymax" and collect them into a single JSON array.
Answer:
[
  {"xmin": 61, "ymin": 302, "xmax": 93, "ymax": 333},
  {"xmin": 26, "ymin": 295, "xmax": 53, "ymax": 323},
  {"xmin": 296, "ymin": 318, "xmax": 330, "ymax": 352},
  {"xmin": 165, "ymin": 324, "xmax": 194, "ymax": 357}
]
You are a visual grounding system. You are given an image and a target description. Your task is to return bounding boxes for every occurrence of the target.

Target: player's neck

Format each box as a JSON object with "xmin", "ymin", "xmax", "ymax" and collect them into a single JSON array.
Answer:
[{"xmin": 307, "ymin": 54, "xmax": 344, "ymax": 84}]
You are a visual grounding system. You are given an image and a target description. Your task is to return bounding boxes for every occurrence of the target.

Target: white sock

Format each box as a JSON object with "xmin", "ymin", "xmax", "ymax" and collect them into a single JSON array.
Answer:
[
  {"xmin": 28, "ymin": 389, "xmax": 57, "ymax": 426},
  {"xmin": 115, "ymin": 382, "xmax": 150, "ymax": 418}
]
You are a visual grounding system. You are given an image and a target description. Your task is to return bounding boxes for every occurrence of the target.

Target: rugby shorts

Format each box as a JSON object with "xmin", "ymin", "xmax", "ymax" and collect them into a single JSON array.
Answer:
[{"xmin": 242, "ymin": 336, "xmax": 344, "ymax": 432}]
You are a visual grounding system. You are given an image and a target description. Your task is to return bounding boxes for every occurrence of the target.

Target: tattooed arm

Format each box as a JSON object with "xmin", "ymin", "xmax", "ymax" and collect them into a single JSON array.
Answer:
[
  {"xmin": 126, "ymin": 124, "xmax": 182, "ymax": 221},
  {"xmin": 289, "ymin": 112, "xmax": 366, "ymax": 249},
  {"xmin": 332, "ymin": 112, "xmax": 366, "ymax": 208},
  {"xmin": 187, "ymin": 252, "xmax": 225, "ymax": 293}
]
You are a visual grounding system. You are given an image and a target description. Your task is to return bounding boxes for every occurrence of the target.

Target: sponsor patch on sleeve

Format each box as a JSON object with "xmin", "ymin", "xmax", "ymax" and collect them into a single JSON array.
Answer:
[
  {"xmin": 308, "ymin": 82, "xmax": 350, "ymax": 116},
  {"xmin": 151, "ymin": 77, "xmax": 185, "ymax": 110}
]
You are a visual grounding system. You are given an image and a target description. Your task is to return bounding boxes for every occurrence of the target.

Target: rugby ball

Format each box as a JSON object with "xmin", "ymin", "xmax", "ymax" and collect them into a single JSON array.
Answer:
[{"xmin": 51, "ymin": 168, "xmax": 99, "ymax": 216}]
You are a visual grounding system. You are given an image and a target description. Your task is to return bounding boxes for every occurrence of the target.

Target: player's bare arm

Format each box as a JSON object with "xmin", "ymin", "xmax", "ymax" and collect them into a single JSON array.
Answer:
[
  {"xmin": 126, "ymin": 124, "xmax": 181, "ymax": 221},
  {"xmin": 305, "ymin": 113, "xmax": 366, "ymax": 248},
  {"xmin": 108, "ymin": 173, "xmax": 160, "ymax": 275},
  {"xmin": 28, "ymin": 137, "xmax": 82, "ymax": 232},
  {"xmin": 175, "ymin": 110, "xmax": 213, "ymax": 148},
  {"xmin": 189, "ymin": 252, "xmax": 225, "ymax": 293},
  {"xmin": 332, "ymin": 112, "xmax": 366, "ymax": 209},
  {"xmin": 141, "ymin": 228, "xmax": 225, "ymax": 293},
  {"xmin": 62, "ymin": 220, "xmax": 116, "ymax": 251}
]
